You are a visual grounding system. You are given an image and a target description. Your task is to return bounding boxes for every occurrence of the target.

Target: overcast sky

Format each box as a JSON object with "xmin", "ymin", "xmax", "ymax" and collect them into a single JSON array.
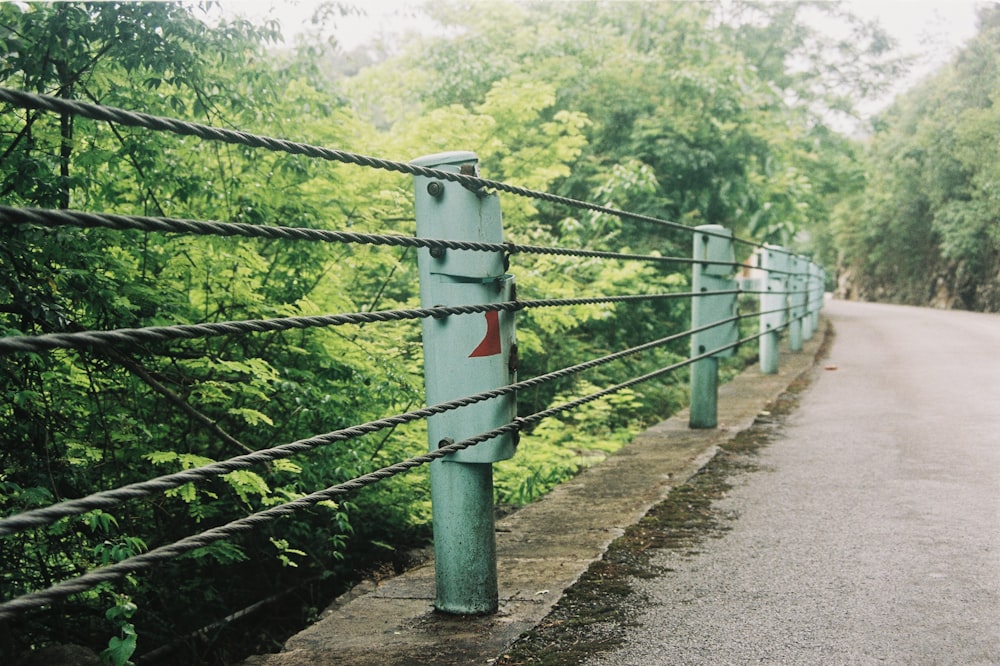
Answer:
[
  {"xmin": 225, "ymin": 1, "xmax": 983, "ymax": 51},
  {"xmin": 220, "ymin": 0, "xmax": 986, "ymax": 114},
  {"xmin": 845, "ymin": 0, "xmax": 981, "ymax": 99}
]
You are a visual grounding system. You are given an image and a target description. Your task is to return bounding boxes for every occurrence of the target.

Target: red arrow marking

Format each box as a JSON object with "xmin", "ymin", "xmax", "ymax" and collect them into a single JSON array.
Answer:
[{"xmin": 469, "ymin": 311, "xmax": 502, "ymax": 358}]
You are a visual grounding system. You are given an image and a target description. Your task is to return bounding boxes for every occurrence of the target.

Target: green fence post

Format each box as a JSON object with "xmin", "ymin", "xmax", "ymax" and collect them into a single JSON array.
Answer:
[
  {"xmin": 412, "ymin": 151, "xmax": 517, "ymax": 615},
  {"xmin": 802, "ymin": 262, "xmax": 820, "ymax": 341},
  {"xmin": 810, "ymin": 264, "xmax": 825, "ymax": 334},
  {"xmin": 759, "ymin": 245, "xmax": 789, "ymax": 374},
  {"xmin": 690, "ymin": 225, "xmax": 737, "ymax": 429},
  {"xmin": 788, "ymin": 254, "xmax": 807, "ymax": 352},
  {"xmin": 801, "ymin": 261, "xmax": 815, "ymax": 342}
]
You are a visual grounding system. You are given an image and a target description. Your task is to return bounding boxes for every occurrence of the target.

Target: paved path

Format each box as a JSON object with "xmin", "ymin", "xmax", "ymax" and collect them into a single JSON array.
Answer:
[{"xmin": 590, "ymin": 299, "xmax": 1000, "ymax": 665}]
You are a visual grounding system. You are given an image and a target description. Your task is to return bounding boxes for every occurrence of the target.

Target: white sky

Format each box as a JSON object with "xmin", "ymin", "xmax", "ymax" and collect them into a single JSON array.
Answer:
[
  {"xmin": 218, "ymin": 0, "xmax": 985, "ymax": 114},
  {"xmin": 221, "ymin": 1, "xmax": 983, "ymax": 50},
  {"xmin": 844, "ymin": 0, "xmax": 982, "ymax": 107}
]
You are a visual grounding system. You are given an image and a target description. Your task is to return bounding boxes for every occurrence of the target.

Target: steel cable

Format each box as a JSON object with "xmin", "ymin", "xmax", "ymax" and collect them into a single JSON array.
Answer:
[
  {"xmin": 0, "ymin": 87, "xmax": 751, "ymax": 245},
  {"xmin": 0, "ymin": 205, "xmax": 505, "ymax": 251},
  {"xmin": 0, "ymin": 205, "xmax": 737, "ymax": 270},
  {"xmin": 0, "ymin": 326, "xmax": 766, "ymax": 620},
  {"xmin": 0, "ymin": 292, "xmax": 718, "ymax": 355},
  {"xmin": 0, "ymin": 424, "xmax": 518, "ymax": 620},
  {"xmin": 521, "ymin": 327, "xmax": 769, "ymax": 428},
  {"xmin": 0, "ymin": 312, "xmax": 730, "ymax": 535},
  {"xmin": 2, "ymin": 304, "xmax": 786, "ymax": 539}
]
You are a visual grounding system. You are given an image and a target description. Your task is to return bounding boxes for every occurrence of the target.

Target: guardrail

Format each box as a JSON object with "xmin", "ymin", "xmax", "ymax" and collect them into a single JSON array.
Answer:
[{"xmin": 0, "ymin": 87, "xmax": 824, "ymax": 652}]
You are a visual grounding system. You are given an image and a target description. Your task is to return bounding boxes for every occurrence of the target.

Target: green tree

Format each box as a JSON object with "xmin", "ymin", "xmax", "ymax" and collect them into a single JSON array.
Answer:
[{"xmin": 835, "ymin": 4, "xmax": 1000, "ymax": 311}]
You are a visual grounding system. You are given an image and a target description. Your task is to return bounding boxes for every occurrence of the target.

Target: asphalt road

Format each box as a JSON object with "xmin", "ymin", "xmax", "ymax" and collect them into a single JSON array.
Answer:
[{"xmin": 589, "ymin": 299, "xmax": 1000, "ymax": 665}]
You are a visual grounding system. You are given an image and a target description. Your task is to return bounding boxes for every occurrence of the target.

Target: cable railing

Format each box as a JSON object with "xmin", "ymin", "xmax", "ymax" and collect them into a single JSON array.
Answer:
[
  {"xmin": 0, "ymin": 87, "xmax": 826, "ymax": 633},
  {"xmin": 0, "ymin": 87, "xmax": 739, "ymax": 242}
]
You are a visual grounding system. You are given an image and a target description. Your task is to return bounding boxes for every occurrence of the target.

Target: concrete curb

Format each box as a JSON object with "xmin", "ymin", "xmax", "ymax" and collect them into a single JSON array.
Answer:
[{"xmin": 244, "ymin": 323, "xmax": 828, "ymax": 665}]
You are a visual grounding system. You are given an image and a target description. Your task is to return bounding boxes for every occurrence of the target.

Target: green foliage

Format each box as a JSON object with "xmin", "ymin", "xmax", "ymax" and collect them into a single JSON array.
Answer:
[
  {"xmin": 835, "ymin": 5, "xmax": 1000, "ymax": 311},
  {"xmin": 100, "ymin": 597, "xmax": 138, "ymax": 666},
  {"xmin": 0, "ymin": 2, "xmax": 414, "ymax": 660},
  {"xmin": 270, "ymin": 537, "xmax": 308, "ymax": 568}
]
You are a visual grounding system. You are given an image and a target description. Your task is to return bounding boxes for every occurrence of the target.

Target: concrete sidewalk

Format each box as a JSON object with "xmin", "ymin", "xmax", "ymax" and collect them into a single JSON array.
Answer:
[{"xmin": 244, "ymin": 326, "xmax": 827, "ymax": 666}]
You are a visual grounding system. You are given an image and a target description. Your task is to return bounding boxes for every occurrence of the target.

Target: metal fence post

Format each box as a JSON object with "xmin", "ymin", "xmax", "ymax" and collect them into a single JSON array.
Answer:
[
  {"xmin": 412, "ymin": 151, "xmax": 517, "ymax": 615},
  {"xmin": 690, "ymin": 225, "xmax": 737, "ymax": 429},
  {"xmin": 802, "ymin": 262, "xmax": 818, "ymax": 341},
  {"xmin": 788, "ymin": 254, "xmax": 807, "ymax": 352},
  {"xmin": 759, "ymin": 245, "xmax": 789, "ymax": 374},
  {"xmin": 810, "ymin": 264, "xmax": 825, "ymax": 334}
]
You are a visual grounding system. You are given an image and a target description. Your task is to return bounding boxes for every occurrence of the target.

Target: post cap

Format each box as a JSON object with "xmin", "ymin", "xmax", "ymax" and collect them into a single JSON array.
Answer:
[{"xmin": 411, "ymin": 151, "xmax": 478, "ymax": 171}]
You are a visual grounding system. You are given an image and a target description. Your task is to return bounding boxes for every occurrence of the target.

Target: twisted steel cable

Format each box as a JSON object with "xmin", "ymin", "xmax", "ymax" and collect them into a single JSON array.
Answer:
[
  {"xmin": 0, "ymin": 87, "xmax": 749, "ymax": 244},
  {"xmin": 0, "ymin": 423, "xmax": 519, "ymax": 620},
  {"xmin": 0, "ymin": 303, "xmax": 513, "ymax": 354},
  {"xmin": 508, "ymin": 241, "xmax": 732, "ymax": 268},
  {"xmin": 0, "ymin": 291, "xmax": 714, "ymax": 355},
  {"xmin": 0, "ymin": 312, "xmax": 722, "ymax": 535},
  {"xmin": 737, "ymin": 305, "xmax": 793, "ymax": 321},
  {"xmin": 0, "ymin": 205, "xmax": 505, "ymax": 251},
  {"xmin": 520, "ymin": 328, "xmax": 763, "ymax": 428},
  {"xmin": 0, "ymin": 325, "xmax": 765, "ymax": 619},
  {"xmin": 0, "ymin": 205, "xmax": 735, "ymax": 270},
  {"xmin": 738, "ymin": 289, "xmax": 792, "ymax": 296}
]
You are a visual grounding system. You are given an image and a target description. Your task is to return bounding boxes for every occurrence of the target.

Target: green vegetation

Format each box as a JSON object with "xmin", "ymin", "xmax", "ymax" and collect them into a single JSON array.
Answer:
[
  {"xmin": 1, "ymin": 0, "xmax": 984, "ymax": 663},
  {"xmin": 834, "ymin": 5, "xmax": 1000, "ymax": 311}
]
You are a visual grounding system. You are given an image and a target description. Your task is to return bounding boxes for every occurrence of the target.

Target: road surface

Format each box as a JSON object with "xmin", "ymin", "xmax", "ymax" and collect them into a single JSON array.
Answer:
[{"xmin": 589, "ymin": 299, "xmax": 1000, "ymax": 665}]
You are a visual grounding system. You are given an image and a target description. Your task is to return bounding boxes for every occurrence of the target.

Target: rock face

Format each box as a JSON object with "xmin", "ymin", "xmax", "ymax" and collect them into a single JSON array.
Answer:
[{"xmin": 836, "ymin": 253, "xmax": 1000, "ymax": 314}]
